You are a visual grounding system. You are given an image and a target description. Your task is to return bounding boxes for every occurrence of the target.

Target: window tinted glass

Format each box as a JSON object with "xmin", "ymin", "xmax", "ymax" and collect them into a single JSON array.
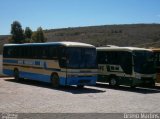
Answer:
[
  {"xmin": 59, "ymin": 46, "xmax": 66, "ymax": 67},
  {"xmin": 118, "ymin": 51, "xmax": 132, "ymax": 74},
  {"xmin": 4, "ymin": 45, "xmax": 60, "ymax": 59},
  {"xmin": 97, "ymin": 51, "xmax": 118, "ymax": 64},
  {"xmin": 47, "ymin": 46, "xmax": 58, "ymax": 59},
  {"xmin": 97, "ymin": 50, "xmax": 132, "ymax": 74}
]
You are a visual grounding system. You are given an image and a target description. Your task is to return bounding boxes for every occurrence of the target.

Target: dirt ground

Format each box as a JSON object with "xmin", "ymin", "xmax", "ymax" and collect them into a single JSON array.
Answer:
[{"xmin": 0, "ymin": 78, "xmax": 160, "ymax": 113}]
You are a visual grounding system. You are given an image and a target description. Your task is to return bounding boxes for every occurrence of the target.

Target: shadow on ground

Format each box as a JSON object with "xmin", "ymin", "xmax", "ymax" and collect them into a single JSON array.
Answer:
[
  {"xmin": 96, "ymin": 83, "xmax": 160, "ymax": 94},
  {"xmin": 4, "ymin": 79, "xmax": 106, "ymax": 94}
]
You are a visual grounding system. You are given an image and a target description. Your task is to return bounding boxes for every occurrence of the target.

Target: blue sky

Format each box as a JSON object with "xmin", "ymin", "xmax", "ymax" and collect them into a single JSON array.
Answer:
[{"xmin": 0, "ymin": 0, "xmax": 160, "ymax": 35}]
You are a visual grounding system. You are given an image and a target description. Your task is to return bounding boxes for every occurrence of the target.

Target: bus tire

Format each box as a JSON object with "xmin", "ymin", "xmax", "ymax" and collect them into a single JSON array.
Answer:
[
  {"xmin": 51, "ymin": 73, "xmax": 60, "ymax": 88},
  {"xmin": 14, "ymin": 69, "xmax": 20, "ymax": 81},
  {"xmin": 109, "ymin": 76, "xmax": 118, "ymax": 87}
]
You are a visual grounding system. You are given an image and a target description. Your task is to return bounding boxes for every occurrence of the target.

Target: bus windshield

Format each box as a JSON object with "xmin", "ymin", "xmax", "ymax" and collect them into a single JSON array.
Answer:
[
  {"xmin": 154, "ymin": 52, "xmax": 160, "ymax": 67},
  {"xmin": 66, "ymin": 47, "xmax": 97, "ymax": 69},
  {"xmin": 133, "ymin": 51, "xmax": 156, "ymax": 74}
]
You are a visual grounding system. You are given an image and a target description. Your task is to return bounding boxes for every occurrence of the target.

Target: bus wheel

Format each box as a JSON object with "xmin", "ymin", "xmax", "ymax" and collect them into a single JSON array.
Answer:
[
  {"xmin": 14, "ymin": 69, "xmax": 19, "ymax": 81},
  {"xmin": 77, "ymin": 85, "xmax": 84, "ymax": 88},
  {"xmin": 109, "ymin": 77, "xmax": 117, "ymax": 87},
  {"xmin": 51, "ymin": 73, "xmax": 60, "ymax": 88}
]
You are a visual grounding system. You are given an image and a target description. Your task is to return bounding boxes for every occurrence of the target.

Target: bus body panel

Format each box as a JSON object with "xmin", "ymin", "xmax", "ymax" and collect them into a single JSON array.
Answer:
[
  {"xmin": 3, "ymin": 64, "xmax": 97, "ymax": 86},
  {"xmin": 3, "ymin": 58, "xmax": 67, "ymax": 85},
  {"xmin": 97, "ymin": 74, "xmax": 155, "ymax": 86}
]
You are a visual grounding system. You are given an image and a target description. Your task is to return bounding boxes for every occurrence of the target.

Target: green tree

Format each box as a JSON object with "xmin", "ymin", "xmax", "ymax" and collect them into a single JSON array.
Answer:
[
  {"xmin": 25, "ymin": 27, "xmax": 32, "ymax": 39},
  {"xmin": 31, "ymin": 32, "xmax": 37, "ymax": 43},
  {"xmin": 36, "ymin": 27, "xmax": 46, "ymax": 42},
  {"xmin": 31, "ymin": 27, "xmax": 47, "ymax": 42},
  {"xmin": 10, "ymin": 21, "xmax": 25, "ymax": 43}
]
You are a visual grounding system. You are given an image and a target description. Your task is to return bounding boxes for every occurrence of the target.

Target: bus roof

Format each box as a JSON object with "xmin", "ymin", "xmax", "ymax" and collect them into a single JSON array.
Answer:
[
  {"xmin": 96, "ymin": 46, "xmax": 152, "ymax": 52},
  {"xmin": 4, "ymin": 41, "xmax": 95, "ymax": 48},
  {"xmin": 150, "ymin": 48, "xmax": 160, "ymax": 52}
]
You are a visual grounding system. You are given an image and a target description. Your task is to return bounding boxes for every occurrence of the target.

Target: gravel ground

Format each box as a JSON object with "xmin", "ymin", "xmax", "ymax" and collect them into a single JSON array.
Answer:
[{"xmin": 0, "ymin": 78, "xmax": 160, "ymax": 113}]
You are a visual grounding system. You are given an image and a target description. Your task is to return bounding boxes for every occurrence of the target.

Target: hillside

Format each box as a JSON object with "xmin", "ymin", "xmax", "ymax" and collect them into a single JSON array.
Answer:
[
  {"xmin": 0, "ymin": 24, "xmax": 160, "ymax": 54},
  {"xmin": 44, "ymin": 24, "xmax": 160, "ymax": 48}
]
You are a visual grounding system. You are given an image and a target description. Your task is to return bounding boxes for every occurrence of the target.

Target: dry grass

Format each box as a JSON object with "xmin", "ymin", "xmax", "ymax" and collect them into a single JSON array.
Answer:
[
  {"xmin": 44, "ymin": 24, "xmax": 160, "ymax": 48},
  {"xmin": 0, "ymin": 24, "xmax": 160, "ymax": 54}
]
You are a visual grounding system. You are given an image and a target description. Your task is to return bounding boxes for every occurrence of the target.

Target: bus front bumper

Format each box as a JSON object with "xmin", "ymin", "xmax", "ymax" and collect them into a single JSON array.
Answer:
[
  {"xmin": 132, "ymin": 77, "xmax": 156, "ymax": 86},
  {"xmin": 66, "ymin": 76, "xmax": 97, "ymax": 86}
]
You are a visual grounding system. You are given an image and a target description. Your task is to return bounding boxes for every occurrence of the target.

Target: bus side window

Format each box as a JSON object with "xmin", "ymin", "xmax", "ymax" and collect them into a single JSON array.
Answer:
[
  {"xmin": 119, "ymin": 52, "xmax": 132, "ymax": 74},
  {"xmin": 29, "ymin": 46, "xmax": 35, "ymax": 59},
  {"xmin": 58, "ymin": 46, "xmax": 67, "ymax": 67},
  {"xmin": 15, "ymin": 47, "xmax": 20, "ymax": 58},
  {"xmin": 107, "ymin": 52, "xmax": 118, "ymax": 65},
  {"xmin": 16, "ymin": 46, "xmax": 20, "ymax": 58},
  {"xmin": 21, "ymin": 46, "xmax": 27, "ymax": 58},
  {"xmin": 34, "ymin": 46, "xmax": 44, "ymax": 59},
  {"xmin": 8, "ymin": 47, "xmax": 14, "ymax": 58},
  {"xmin": 155, "ymin": 53, "xmax": 160, "ymax": 63},
  {"xmin": 47, "ymin": 46, "xmax": 58, "ymax": 59},
  {"xmin": 34, "ymin": 46, "xmax": 40, "ymax": 59},
  {"xmin": 25, "ymin": 46, "xmax": 30, "ymax": 59},
  {"xmin": 97, "ymin": 51, "xmax": 107, "ymax": 64},
  {"xmin": 41, "ymin": 46, "xmax": 47, "ymax": 59},
  {"xmin": 3, "ymin": 47, "xmax": 8, "ymax": 58}
]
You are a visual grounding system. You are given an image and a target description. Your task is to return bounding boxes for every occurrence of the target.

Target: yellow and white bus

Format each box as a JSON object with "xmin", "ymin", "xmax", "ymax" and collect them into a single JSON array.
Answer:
[
  {"xmin": 97, "ymin": 46, "xmax": 156, "ymax": 87},
  {"xmin": 3, "ymin": 42, "xmax": 97, "ymax": 88}
]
